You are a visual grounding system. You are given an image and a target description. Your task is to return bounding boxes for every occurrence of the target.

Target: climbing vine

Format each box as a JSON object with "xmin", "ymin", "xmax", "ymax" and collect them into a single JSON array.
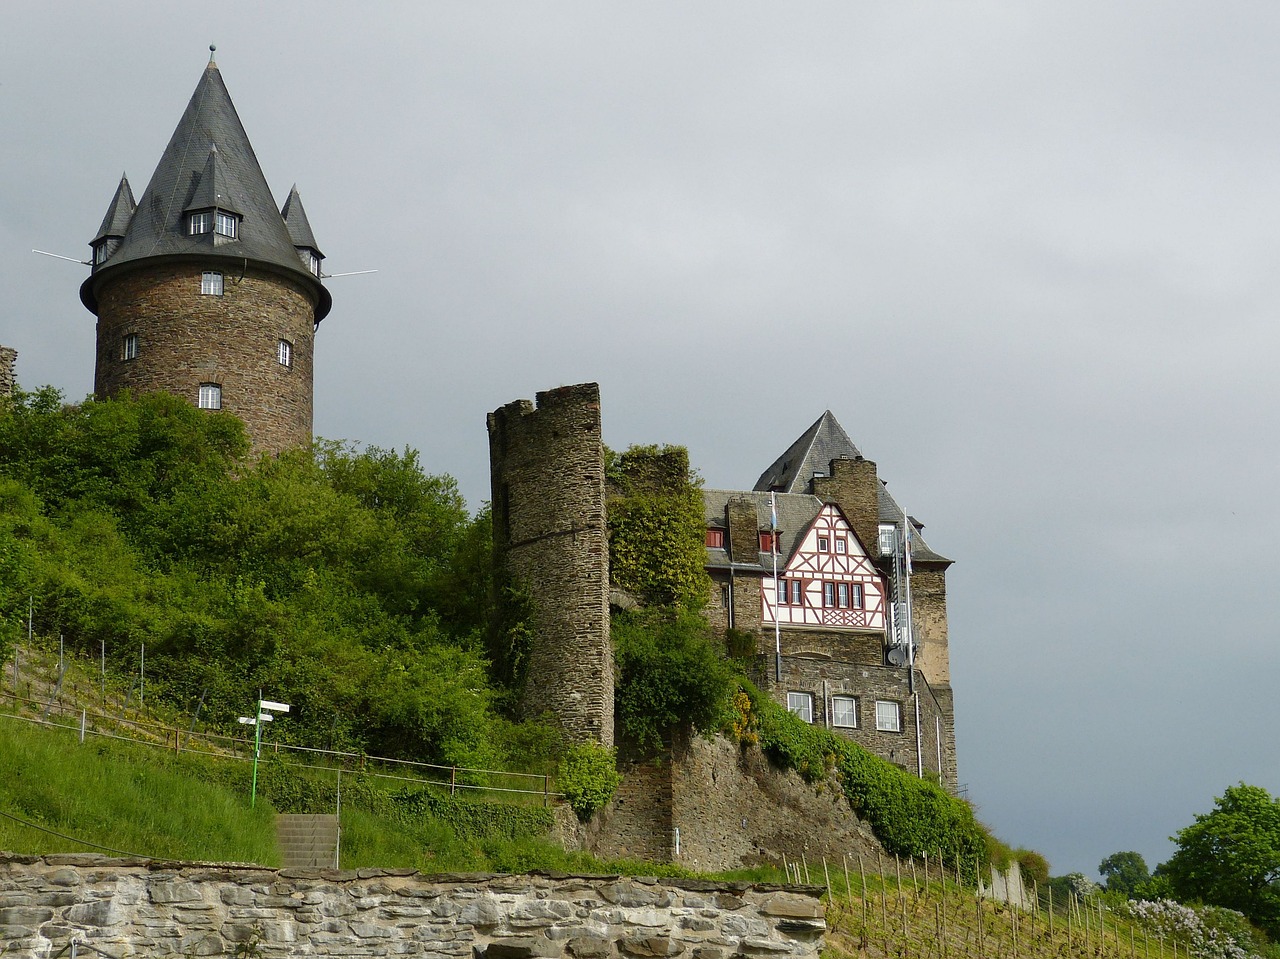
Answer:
[{"xmin": 606, "ymin": 445, "xmax": 710, "ymax": 609}]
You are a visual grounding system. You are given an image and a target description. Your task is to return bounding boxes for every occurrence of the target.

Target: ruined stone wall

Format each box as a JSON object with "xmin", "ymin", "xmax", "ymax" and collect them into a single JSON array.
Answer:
[
  {"xmin": 0, "ymin": 346, "xmax": 16, "ymax": 397},
  {"xmin": 488, "ymin": 383, "xmax": 613, "ymax": 746},
  {"xmin": 570, "ymin": 736, "xmax": 886, "ymax": 873},
  {"xmin": 0, "ymin": 855, "xmax": 825, "ymax": 959},
  {"xmin": 93, "ymin": 261, "xmax": 317, "ymax": 456}
]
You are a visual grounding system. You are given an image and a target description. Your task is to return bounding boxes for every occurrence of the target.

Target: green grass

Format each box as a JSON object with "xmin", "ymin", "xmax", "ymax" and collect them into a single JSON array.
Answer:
[{"xmin": 0, "ymin": 717, "xmax": 278, "ymax": 862}]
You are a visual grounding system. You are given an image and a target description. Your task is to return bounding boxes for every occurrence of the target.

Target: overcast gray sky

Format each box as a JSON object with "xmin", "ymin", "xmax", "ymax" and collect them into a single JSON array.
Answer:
[{"xmin": 4, "ymin": 2, "xmax": 1277, "ymax": 879}]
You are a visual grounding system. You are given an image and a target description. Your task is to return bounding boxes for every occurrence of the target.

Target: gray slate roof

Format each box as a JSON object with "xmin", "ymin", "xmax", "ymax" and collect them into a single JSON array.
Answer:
[
  {"xmin": 754, "ymin": 410, "xmax": 861, "ymax": 494},
  {"xmin": 91, "ymin": 174, "xmax": 136, "ymax": 243},
  {"xmin": 703, "ymin": 489, "xmax": 824, "ymax": 572},
  {"xmin": 752, "ymin": 410, "xmax": 951, "ymax": 566},
  {"xmin": 81, "ymin": 61, "xmax": 330, "ymax": 322},
  {"xmin": 281, "ymin": 185, "xmax": 323, "ymax": 257}
]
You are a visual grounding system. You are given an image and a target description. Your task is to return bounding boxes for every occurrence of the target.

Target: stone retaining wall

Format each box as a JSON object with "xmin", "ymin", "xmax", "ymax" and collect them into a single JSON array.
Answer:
[{"xmin": 0, "ymin": 855, "xmax": 825, "ymax": 959}]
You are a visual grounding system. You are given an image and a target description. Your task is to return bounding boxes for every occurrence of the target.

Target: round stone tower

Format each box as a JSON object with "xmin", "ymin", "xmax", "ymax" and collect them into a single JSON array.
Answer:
[{"xmin": 80, "ymin": 54, "xmax": 331, "ymax": 456}]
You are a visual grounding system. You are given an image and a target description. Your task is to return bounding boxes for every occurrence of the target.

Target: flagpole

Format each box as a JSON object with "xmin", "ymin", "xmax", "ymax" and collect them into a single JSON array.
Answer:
[{"xmin": 771, "ymin": 492, "xmax": 781, "ymax": 683}]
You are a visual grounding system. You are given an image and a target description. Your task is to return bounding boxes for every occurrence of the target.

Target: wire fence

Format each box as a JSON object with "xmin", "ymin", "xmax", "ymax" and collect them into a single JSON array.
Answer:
[{"xmin": 3, "ymin": 643, "xmax": 563, "ymax": 806}]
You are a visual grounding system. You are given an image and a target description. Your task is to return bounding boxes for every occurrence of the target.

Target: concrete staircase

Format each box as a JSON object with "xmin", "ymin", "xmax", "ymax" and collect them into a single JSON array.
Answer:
[{"xmin": 275, "ymin": 814, "xmax": 339, "ymax": 869}]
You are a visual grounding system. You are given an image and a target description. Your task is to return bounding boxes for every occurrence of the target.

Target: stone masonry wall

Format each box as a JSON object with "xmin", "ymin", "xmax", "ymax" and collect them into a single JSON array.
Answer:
[
  {"xmin": 761, "ymin": 655, "xmax": 951, "ymax": 785},
  {"xmin": 94, "ymin": 261, "xmax": 317, "ymax": 457},
  {"xmin": 488, "ymin": 383, "xmax": 613, "ymax": 746},
  {"xmin": 0, "ymin": 346, "xmax": 16, "ymax": 397},
  {"xmin": 569, "ymin": 736, "xmax": 885, "ymax": 873},
  {"xmin": 0, "ymin": 855, "xmax": 826, "ymax": 959}
]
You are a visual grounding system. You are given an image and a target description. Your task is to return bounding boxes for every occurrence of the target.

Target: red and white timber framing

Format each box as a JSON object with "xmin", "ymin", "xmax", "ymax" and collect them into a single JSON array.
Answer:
[{"xmin": 762, "ymin": 504, "xmax": 887, "ymax": 631}]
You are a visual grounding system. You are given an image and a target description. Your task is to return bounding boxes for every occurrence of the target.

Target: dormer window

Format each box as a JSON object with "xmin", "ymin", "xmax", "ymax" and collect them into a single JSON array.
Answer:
[
  {"xmin": 92, "ymin": 241, "xmax": 110, "ymax": 265},
  {"xmin": 705, "ymin": 528, "xmax": 724, "ymax": 549},
  {"xmin": 307, "ymin": 250, "xmax": 320, "ymax": 276},
  {"xmin": 188, "ymin": 210, "xmax": 239, "ymax": 238}
]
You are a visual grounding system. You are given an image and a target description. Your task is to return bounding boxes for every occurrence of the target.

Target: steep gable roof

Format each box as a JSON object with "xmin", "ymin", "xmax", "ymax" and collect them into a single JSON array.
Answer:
[
  {"xmin": 753, "ymin": 410, "xmax": 861, "ymax": 494},
  {"xmin": 91, "ymin": 174, "xmax": 137, "ymax": 243},
  {"xmin": 81, "ymin": 60, "xmax": 330, "ymax": 321}
]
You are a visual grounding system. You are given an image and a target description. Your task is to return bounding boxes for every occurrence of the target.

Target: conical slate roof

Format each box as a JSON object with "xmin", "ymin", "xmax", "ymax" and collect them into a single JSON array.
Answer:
[
  {"xmin": 281, "ymin": 184, "xmax": 322, "ymax": 256},
  {"xmin": 91, "ymin": 174, "xmax": 137, "ymax": 243},
  {"xmin": 81, "ymin": 60, "xmax": 330, "ymax": 321}
]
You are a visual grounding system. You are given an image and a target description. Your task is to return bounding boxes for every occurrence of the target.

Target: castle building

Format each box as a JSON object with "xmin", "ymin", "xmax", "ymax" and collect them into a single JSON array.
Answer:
[
  {"xmin": 704, "ymin": 411, "xmax": 958, "ymax": 790},
  {"xmin": 79, "ymin": 52, "xmax": 331, "ymax": 456}
]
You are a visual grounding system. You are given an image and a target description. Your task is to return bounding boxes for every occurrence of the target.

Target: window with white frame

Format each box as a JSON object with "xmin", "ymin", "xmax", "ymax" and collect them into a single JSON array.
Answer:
[
  {"xmin": 201, "ymin": 271, "xmax": 223, "ymax": 295},
  {"xmin": 307, "ymin": 250, "xmax": 321, "ymax": 275},
  {"xmin": 837, "ymin": 582, "xmax": 850, "ymax": 608},
  {"xmin": 787, "ymin": 692, "xmax": 814, "ymax": 724},
  {"xmin": 197, "ymin": 383, "xmax": 222, "ymax": 410},
  {"xmin": 817, "ymin": 535, "xmax": 829, "ymax": 552},
  {"xmin": 93, "ymin": 242, "xmax": 109, "ymax": 265},
  {"xmin": 835, "ymin": 537, "xmax": 847, "ymax": 554},
  {"xmin": 188, "ymin": 211, "xmax": 212, "ymax": 235},
  {"xmin": 790, "ymin": 579, "xmax": 803, "ymax": 605},
  {"xmin": 875, "ymin": 700, "xmax": 902, "ymax": 732},
  {"xmin": 277, "ymin": 339, "xmax": 293, "ymax": 368},
  {"xmin": 121, "ymin": 333, "xmax": 138, "ymax": 361},
  {"xmin": 852, "ymin": 583, "xmax": 864, "ymax": 608},
  {"xmin": 215, "ymin": 211, "xmax": 238, "ymax": 238},
  {"xmin": 879, "ymin": 524, "xmax": 897, "ymax": 555},
  {"xmin": 831, "ymin": 695, "xmax": 857, "ymax": 728},
  {"xmin": 776, "ymin": 579, "xmax": 787, "ymax": 605}
]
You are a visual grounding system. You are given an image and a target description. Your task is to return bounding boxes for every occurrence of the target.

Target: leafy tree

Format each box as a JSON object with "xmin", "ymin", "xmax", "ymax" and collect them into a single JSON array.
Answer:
[
  {"xmin": 1162, "ymin": 783, "xmax": 1280, "ymax": 938},
  {"xmin": 612, "ymin": 607, "xmax": 736, "ymax": 753},
  {"xmin": 1100, "ymin": 850, "xmax": 1151, "ymax": 899}
]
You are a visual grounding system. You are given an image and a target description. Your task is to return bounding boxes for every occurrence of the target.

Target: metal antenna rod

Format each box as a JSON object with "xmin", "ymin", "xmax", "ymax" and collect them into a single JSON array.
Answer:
[
  {"xmin": 33, "ymin": 249, "xmax": 89, "ymax": 265},
  {"xmin": 322, "ymin": 270, "xmax": 379, "ymax": 278}
]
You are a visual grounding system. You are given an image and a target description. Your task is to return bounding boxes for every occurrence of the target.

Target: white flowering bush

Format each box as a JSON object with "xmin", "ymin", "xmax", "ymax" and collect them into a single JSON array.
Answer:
[{"xmin": 1124, "ymin": 899, "xmax": 1258, "ymax": 959}]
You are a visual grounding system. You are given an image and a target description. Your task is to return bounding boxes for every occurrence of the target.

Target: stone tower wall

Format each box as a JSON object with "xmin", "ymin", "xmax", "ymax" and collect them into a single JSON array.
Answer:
[
  {"xmin": 0, "ymin": 346, "xmax": 16, "ymax": 397},
  {"xmin": 93, "ymin": 262, "xmax": 317, "ymax": 456},
  {"xmin": 488, "ymin": 383, "xmax": 613, "ymax": 747}
]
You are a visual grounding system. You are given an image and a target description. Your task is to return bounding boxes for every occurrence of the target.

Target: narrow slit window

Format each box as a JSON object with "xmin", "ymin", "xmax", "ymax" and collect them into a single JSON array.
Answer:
[
  {"xmin": 121, "ymin": 333, "xmax": 138, "ymax": 361},
  {"xmin": 277, "ymin": 339, "xmax": 293, "ymax": 368}
]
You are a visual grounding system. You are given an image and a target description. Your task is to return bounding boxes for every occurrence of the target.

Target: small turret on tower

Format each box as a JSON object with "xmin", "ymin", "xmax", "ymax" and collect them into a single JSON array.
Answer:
[{"xmin": 80, "ymin": 55, "xmax": 331, "ymax": 456}]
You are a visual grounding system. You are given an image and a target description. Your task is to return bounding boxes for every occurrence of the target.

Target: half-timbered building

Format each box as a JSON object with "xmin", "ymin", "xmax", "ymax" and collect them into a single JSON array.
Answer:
[{"xmin": 703, "ymin": 411, "xmax": 959, "ymax": 791}]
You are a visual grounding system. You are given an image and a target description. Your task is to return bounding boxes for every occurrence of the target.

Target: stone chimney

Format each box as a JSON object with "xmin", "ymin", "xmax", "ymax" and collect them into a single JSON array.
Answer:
[
  {"xmin": 726, "ymin": 495, "xmax": 760, "ymax": 563},
  {"xmin": 811, "ymin": 456, "xmax": 880, "ymax": 556}
]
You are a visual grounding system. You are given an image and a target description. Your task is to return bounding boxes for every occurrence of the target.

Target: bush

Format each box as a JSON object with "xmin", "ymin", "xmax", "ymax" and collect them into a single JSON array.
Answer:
[
  {"xmin": 613, "ymin": 608, "xmax": 737, "ymax": 753},
  {"xmin": 558, "ymin": 742, "xmax": 621, "ymax": 821}
]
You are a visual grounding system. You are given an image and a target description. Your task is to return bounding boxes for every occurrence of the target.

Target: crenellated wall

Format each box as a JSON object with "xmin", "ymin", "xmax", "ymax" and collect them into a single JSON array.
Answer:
[
  {"xmin": 488, "ymin": 383, "xmax": 613, "ymax": 746},
  {"xmin": 0, "ymin": 855, "xmax": 826, "ymax": 959}
]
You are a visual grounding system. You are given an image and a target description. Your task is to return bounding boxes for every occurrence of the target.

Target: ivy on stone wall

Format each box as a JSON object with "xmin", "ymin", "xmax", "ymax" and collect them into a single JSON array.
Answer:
[
  {"xmin": 557, "ymin": 741, "xmax": 622, "ymax": 821},
  {"xmin": 606, "ymin": 445, "xmax": 710, "ymax": 609}
]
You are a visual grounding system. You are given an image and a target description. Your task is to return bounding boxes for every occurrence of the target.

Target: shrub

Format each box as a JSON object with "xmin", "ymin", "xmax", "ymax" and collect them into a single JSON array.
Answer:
[{"xmin": 558, "ymin": 742, "xmax": 621, "ymax": 821}]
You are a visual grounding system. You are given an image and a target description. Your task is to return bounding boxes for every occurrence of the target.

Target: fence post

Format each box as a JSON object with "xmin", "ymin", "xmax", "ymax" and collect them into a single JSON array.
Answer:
[{"xmin": 450, "ymin": 766, "xmax": 457, "ymax": 796}]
